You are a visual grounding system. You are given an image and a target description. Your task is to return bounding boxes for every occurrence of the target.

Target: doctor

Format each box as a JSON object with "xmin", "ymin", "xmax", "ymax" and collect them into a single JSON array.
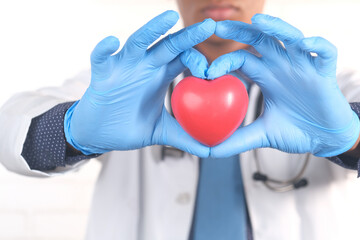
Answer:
[{"xmin": 1, "ymin": 0, "xmax": 360, "ymax": 239}]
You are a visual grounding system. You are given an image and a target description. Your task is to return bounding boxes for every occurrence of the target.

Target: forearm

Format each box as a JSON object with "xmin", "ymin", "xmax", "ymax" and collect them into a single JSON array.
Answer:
[
  {"xmin": 343, "ymin": 134, "xmax": 360, "ymax": 158},
  {"xmin": 342, "ymin": 103, "xmax": 360, "ymax": 158},
  {"xmin": 22, "ymin": 101, "xmax": 99, "ymax": 171},
  {"xmin": 327, "ymin": 102, "xmax": 360, "ymax": 176}
]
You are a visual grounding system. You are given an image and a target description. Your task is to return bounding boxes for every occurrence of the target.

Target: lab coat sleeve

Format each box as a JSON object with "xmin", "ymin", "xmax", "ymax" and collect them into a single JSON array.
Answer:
[
  {"xmin": 326, "ymin": 70, "xmax": 360, "ymax": 176},
  {"xmin": 0, "ymin": 71, "xmax": 99, "ymax": 177}
]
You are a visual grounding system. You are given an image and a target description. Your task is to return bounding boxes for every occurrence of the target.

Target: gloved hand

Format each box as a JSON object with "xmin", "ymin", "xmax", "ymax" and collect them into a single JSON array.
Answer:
[
  {"xmin": 206, "ymin": 14, "xmax": 360, "ymax": 158},
  {"xmin": 64, "ymin": 10, "xmax": 215, "ymax": 157}
]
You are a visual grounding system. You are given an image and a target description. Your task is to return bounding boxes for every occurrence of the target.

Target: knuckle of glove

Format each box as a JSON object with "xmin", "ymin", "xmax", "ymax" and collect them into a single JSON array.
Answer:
[{"xmin": 163, "ymin": 34, "xmax": 182, "ymax": 55}]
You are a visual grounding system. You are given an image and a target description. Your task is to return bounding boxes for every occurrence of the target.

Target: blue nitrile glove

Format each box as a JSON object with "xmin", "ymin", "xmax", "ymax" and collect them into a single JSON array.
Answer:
[
  {"xmin": 64, "ymin": 10, "xmax": 215, "ymax": 157},
  {"xmin": 180, "ymin": 48, "xmax": 209, "ymax": 79},
  {"xmin": 207, "ymin": 14, "xmax": 360, "ymax": 158}
]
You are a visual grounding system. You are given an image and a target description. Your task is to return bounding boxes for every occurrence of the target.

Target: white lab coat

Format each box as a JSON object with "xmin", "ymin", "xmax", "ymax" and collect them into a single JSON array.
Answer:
[{"xmin": 1, "ymin": 70, "xmax": 360, "ymax": 240}]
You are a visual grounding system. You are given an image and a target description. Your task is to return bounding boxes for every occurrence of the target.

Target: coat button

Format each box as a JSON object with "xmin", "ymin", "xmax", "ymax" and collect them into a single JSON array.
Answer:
[{"xmin": 175, "ymin": 192, "xmax": 191, "ymax": 205}]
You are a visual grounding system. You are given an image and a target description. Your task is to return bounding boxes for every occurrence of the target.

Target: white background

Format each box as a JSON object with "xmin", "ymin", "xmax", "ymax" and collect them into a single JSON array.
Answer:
[{"xmin": 0, "ymin": 0, "xmax": 359, "ymax": 239}]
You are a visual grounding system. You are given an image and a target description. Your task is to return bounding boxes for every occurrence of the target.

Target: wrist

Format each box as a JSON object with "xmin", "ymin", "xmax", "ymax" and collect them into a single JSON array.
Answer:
[
  {"xmin": 64, "ymin": 100, "xmax": 108, "ymax": 155},
  {"xmin": 64, "ymin": 101, "xmax": 91, "ymax": 155},
  {"xmin": 314, "ymin": 111, "xmax": 360, "ymax": 157},
  {"xmin": 343, "ymin": 133, "xmax": 360, "ymax": 158}
]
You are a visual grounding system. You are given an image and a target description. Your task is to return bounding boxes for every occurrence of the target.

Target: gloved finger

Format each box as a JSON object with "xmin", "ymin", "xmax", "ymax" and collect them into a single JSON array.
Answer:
[
  {"xmin": 91, "ymin": 36, "xmax": 120, "ymax": 64},
  {"xmin": 251, "ymin": 14, "xmax": 304, "ymax": 56},
  {"xmin": 122, "ymin": 10, "xmax": 179, "ymax": 61},
  {"xmin": 148, "ymin": 18, "xmax": 216, "ymax": 67},
  {"xmin": 210, "ymin": 118, "xmax": 269, "ymax": 158},
  {"xmin": 160, "ymin": 49, "xmax": 208, "ymax": 89},
  {"xmin": 300, "ymin": 37, "xmax": 337, "ymax": 78},
  {"xmin": 180, "ymin": 48, "xmax": 209, "ymax": 79},
  {"xmin": 90, "ymin": 36, "xmax": 120, "ymax": 81},
  {"xmin": 207, "ymin": 49, "xmax": 270, "ymax": 88},
  {"xmin": 153, "ymin": 108, "xmax": 210, "ymax": 158},
  {"xmin": 215, "ymin": 20, "xmax": 283, "ymax": 59},
  {"xmin": 164, "ymin": 56, "xmax": 186, "ymax": 82}
]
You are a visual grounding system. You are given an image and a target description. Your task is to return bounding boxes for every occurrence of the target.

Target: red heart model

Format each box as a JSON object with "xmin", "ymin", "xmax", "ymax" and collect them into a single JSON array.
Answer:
[{"xmin": 171, "ymin": 75, "xmax": 249, "ymax": 147}]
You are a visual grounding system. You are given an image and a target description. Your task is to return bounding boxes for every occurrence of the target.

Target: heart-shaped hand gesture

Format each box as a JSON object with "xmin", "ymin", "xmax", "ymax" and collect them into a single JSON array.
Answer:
[
  {"xmin": 64, "ymin": 11, "xmax": 215, "ymax": 157},
  {"xmin": 181, "ymin": 14, "xmax": 360, "ymax": 158}
]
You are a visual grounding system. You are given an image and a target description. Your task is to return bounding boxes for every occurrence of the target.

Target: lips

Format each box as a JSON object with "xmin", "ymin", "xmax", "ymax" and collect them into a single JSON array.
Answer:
[{"xmin": 202, "ymin": 4, "xmax": 238, "ymax": 21}]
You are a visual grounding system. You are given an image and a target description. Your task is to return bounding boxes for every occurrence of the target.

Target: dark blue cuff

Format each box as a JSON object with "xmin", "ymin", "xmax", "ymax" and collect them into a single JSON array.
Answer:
[
  {"xmin": 327, "ymin": 102, "xmax": 360, "ymax": 177},
  {"xmin": 21, "ymin": 102, "xmax": 99, "ymax": 171}
]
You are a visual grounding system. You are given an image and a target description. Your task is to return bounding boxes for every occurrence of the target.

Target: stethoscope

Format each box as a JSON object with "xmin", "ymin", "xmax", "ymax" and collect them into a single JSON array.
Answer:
[
  {"xmin": 251, "ymin": 92, "xmax": 309, "ymax": 192},
  {"xmin": 162, "ymin": 75, "xmax": 309, "ymax": 192}
]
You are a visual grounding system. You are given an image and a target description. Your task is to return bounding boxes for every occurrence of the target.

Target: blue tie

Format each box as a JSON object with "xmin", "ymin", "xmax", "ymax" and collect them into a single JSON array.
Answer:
[{"xmin": 190, "ymin": 155, "xmax": 247, "ymax": 240}]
